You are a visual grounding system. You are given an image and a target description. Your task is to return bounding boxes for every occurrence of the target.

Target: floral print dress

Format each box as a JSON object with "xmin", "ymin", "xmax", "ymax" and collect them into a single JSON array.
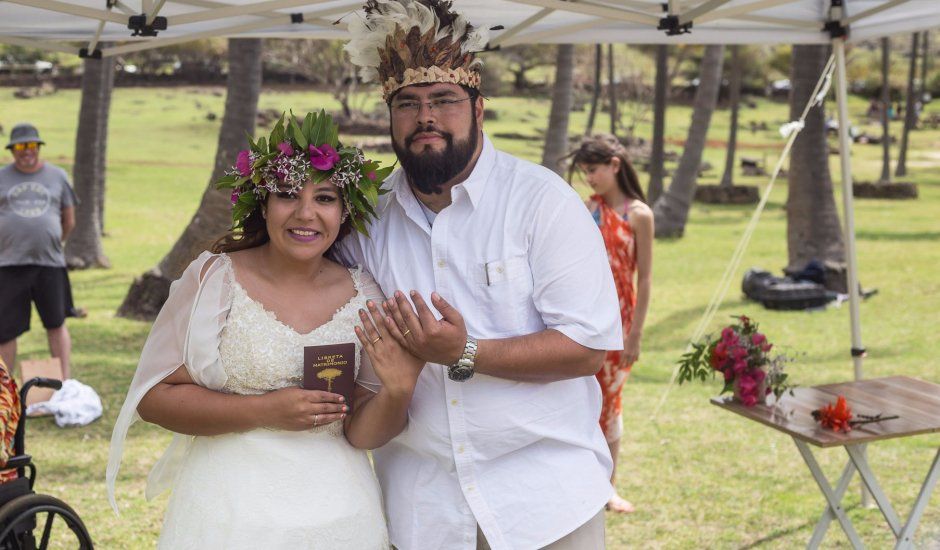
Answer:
[{"xmin": 591, "ymin": 195, "xmax": 637, "ymax": 443}]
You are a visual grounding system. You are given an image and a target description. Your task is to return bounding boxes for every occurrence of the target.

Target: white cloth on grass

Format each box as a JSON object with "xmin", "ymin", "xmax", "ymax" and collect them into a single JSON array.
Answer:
[{"xmin": 26, "ymin": 379, "xmax": 102, "ymax": 427}]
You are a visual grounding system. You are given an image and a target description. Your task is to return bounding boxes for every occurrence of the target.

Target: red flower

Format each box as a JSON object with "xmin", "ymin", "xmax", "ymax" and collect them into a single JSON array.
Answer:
[{"xmin": 814, "ymin": 395, "xmax": 853, "ymax": 432}]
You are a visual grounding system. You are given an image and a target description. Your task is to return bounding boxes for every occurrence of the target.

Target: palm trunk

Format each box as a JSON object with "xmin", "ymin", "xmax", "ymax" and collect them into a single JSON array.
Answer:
[
  {"xmin": 65, "ymin": 54, "xmax": 114, "ymax": 269},
  {"xmin": 117, "ymin": 38, "xmax": 262, "ymax": 320},
  {"xmin": 541, "ymin": 44, "xmax": 574, "ymax": 176},
  {"xmin": 607, "ymin": 44, "xmax": 618, "ymax": 134},
  {"xmin": 786, "ymin": 44, "xmax": 845, "ymax": 273},
  {"xmin": 720, "ymin": 45, "xmax": 741, "ymax": 188},
  {"xmin": 896, "ymin": 32, "xmax": 919, "ymax": 178},
  {"xmin": 921, "ymin": 31, "xmax": 930, "ymax": 102},
  {"xmin": 880, "ymin": 37, "xmax": 892, "ymax": 184},
  {"xmin": 648, "ymin": 44, "xmax": 668, "ymax": 204},
  {"xmin": 652, "ymin": 44, "xmax": 724, "ymax": 238},
  {"xmin": 585, "ymin": 44, "xmax": 602, "ymax": 136}
]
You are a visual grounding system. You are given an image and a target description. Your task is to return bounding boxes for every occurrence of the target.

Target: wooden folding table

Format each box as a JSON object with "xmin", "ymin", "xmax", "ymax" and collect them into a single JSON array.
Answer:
[{"xmin": 712, "ymin": 376, "xmax": 940, "ymax": 549}]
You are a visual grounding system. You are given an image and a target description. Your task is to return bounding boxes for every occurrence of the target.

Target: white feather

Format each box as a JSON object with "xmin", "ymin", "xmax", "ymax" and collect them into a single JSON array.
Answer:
[{"xmin": 461, "ymin": 27, "xmax": 489, "ymax": 54}]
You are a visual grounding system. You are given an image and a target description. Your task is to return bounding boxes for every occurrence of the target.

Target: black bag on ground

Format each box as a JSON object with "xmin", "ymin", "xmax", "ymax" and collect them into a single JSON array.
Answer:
[{"xmin": 742, "ymin": 268, "xmax": 836, "ymax": 310}]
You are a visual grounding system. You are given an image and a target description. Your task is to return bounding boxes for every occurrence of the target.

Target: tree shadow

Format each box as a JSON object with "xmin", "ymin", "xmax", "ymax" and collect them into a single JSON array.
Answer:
[{"xmin": 855, "ymin": 230, "xmax": 940, "ymax": 242}]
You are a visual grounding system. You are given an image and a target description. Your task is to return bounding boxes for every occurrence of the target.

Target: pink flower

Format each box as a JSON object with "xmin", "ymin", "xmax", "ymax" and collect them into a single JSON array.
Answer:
[
  {"xmin": 236, "ymin": 150, "xmax": 252, "ymax": 177},
  {"xmin": 277, "ymin": 141, "xmax": 294, "ymax": 156},
  {"xmin": 751, "ymin": 333, "xmax": 767, "ymax": 347},
  {"xmin": 230, "ymin": 189, "xmax": 240, "ymax": 205},
  {"xmin": 367, "ymin": 171, "xmax": 377, "ymax": 181},
  {"xmin": 309, "ymin": 144, "xmax": 340, "ymax": 171}
]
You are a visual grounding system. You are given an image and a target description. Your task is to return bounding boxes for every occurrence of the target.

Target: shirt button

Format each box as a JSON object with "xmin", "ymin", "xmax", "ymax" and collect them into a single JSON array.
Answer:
[
  {"xmin": 437, "ymin": 259, "xmax": 446, "ymax": 268},
  {"xmin": 496, "ymin": 266, "xmax": 503, "ymax": 273},
  {"xmin": 466, "ymin": 485, "xmax": 475, "ymax": 492},
  {"xmin": 451, "ymin": 399, "xmax": 458, "ymax": 406},
  {"xmin": 457, "ymin": 445, "xmax": 465, "ymax": 454}
]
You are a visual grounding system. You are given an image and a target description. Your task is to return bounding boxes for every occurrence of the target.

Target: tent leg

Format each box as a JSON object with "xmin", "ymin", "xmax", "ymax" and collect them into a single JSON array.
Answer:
[{"xmin": 833, "ymin": 36, "xmax": 870, "ymax": 508}]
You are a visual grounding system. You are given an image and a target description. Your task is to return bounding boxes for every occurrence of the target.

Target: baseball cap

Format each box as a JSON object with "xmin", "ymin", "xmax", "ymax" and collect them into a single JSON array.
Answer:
[{"xmin": 6, "ymin": 123, "xmax": 45, "ymax": 149}]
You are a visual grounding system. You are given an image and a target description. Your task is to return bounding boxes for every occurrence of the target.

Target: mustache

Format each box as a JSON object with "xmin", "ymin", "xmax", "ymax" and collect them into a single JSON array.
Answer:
[{"xmin": 405, "ymin": 126, "xmax": 451, "ymax": 148}]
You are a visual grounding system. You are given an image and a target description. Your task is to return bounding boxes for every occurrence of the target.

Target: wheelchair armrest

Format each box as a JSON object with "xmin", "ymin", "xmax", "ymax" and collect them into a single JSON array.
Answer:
[{"xmin": 3, "ymin": 455, "xmax": 31, "ymax": 471}]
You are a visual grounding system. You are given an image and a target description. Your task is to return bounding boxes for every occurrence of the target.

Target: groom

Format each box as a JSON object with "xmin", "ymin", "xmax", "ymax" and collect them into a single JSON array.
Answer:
[{"xmin": 336, "ymin": 1, "xmax": 622, "ymax": 548}]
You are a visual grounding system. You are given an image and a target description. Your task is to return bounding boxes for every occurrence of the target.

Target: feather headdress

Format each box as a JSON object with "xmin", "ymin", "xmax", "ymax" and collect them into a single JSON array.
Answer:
[{"xmin": 345, "ymin": 0, "xmax": 489, "ymax": 101}]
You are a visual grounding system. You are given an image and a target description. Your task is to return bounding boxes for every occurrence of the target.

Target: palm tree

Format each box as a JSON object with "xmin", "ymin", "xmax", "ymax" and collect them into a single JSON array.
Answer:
[
  {"xmin": 584, "ymin": 44, "xmax": 602, "ymax": 136},
  {"xmin": 652, "ymin": 44, "xmax": 724, "ymax": 238},
  {"xmin": 786, "ymin": 45, "xmax": 845, "ymax": 273},
  {"xmin": 719, "ymin": 46, "xmax": 742, "ymax": 188},
  {"xmin": 65, "ymin": 53, "xmax": 114, "ymax": 269},
  {"xmin": 896, "ymin": 32, "xmax": 920, "ymax": 178},
  {"xmin": 541, "ymin": 44, "xmax": 574, "ymax": 176},
  {"xmin": 647, "ymin": 44, "xmax": 668, "ymax": 203},
  {"xmin": 607, "ymin": 45, "xmax": 618, "ymax": 134},
  {"xmin": 117, "ymin": 38, "xmax": 263, "ymax": 320},
  {"xmin": 879, "ymin": 37, "xmax": 892, "ymax": 184}
]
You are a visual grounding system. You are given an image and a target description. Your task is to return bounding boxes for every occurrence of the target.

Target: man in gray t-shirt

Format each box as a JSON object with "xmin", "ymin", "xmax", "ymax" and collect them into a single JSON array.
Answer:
[{"xmin": 0, "ymin": 123, "xmax": 77, "ymax": 378}]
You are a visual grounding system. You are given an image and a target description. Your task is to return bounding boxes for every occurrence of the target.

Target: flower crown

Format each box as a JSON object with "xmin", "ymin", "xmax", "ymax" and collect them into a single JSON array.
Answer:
[{"xmin": 216, "ymin": 111, "xmax": 391, "ymax": 236}]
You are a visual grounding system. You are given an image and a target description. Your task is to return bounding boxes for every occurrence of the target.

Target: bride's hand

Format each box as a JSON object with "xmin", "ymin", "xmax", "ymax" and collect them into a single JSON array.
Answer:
[
  {"xmin": 257, "ymin": 387, "xmax": 347, "ymax": 431},
  {"xmin": 356, "ymin": 300, "xmax": 425, "ymax": 398}
]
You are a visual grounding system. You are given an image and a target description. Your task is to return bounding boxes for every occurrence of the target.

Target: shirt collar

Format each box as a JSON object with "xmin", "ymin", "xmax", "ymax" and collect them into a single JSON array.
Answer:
[{"xmin": 383, "ymin": 133, "xmax": 496, "ymax": 213}]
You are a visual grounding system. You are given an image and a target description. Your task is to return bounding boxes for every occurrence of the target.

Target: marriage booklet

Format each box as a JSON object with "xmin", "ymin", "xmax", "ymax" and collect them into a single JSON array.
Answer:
[{"xmin": 303, "ymin": 343, "xmax": 356, "ymax": 404}]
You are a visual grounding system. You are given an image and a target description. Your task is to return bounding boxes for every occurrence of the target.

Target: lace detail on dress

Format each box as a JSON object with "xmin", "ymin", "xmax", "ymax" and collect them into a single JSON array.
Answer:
[{"xmin": 217, "ymin": 261, "xmax": 368, "ymax": 435}]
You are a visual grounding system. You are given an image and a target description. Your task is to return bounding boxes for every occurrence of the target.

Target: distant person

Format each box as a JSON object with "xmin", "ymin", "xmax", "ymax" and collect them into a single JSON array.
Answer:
[
  {"xmin": 0, "ymin": 123, "xmax": 77, "ymax": 378},
  {"xmin": 569, "ymin": 134, "xmax": 654, "ymax": 515}
]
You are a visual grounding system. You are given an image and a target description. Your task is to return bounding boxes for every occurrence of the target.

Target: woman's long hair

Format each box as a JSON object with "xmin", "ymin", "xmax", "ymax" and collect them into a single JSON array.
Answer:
[
  {"xmin": 211, "ymin": 191, "xmax": 353, "ymax": 255},
  {"xmin": 567, "ymin": 134, "xmax": 647, "ymax": 203}
]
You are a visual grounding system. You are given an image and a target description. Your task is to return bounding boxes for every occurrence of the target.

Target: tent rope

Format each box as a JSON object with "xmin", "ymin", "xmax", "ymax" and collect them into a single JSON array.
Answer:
[{"xmin": 651, "ymin": 54, "xmax": 837, "ymax": 420}]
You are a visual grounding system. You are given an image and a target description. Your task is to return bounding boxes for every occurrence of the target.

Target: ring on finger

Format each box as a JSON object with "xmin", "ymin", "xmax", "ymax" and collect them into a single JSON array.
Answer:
[
  {"xmin": 314, "ymin": 414, "xmax": 319, "ymax": 426},
  {"xmin": 371, "ymin": 336, "xmax": 382, "ymax": 344},
  {"xmin": 401, "ymin": 328, "xmax": 411, "ymax": 337}
]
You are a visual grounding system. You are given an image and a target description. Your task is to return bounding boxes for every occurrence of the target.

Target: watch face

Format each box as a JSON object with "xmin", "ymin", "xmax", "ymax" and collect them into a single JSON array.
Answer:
[{"xmin": 448, "ymin": 364, "xmax": 474, "ymax": 382}]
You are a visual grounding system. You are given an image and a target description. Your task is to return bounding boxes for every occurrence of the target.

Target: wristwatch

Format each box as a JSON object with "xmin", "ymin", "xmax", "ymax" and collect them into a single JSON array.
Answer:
[{"xmin": 447, "ymin": 335, "xmax": 478, "ymax": 382}]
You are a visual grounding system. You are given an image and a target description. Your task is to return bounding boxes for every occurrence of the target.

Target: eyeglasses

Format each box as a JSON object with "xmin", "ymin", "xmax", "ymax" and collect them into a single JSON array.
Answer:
[
  {"xmin": 390, "ymin": 97, "xmax": 473, "ymax": 117},
  {"xmin": 11, "ymin": 142, "xmax": 40, "ymax": 152}
]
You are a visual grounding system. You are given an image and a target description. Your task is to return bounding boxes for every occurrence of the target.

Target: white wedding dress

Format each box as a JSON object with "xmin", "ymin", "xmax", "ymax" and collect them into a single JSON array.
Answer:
[{"xmin": 157, "ymin": 261, "xmax": 389, "ymax": 549}]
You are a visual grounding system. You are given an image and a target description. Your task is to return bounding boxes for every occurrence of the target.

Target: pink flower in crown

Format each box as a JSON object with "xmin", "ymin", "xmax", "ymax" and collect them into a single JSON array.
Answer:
[
  {"xmin": 277, "ymin": 141, "xmax": 294, "ymax": 157},
  {"xmin": 236, "ymin": 150, "xmax": 252, "ymax": 177},
  {"xmin": 230, "ymin": 189, "xmax": 241, "ymax": 205},
  {"xmin": 367, "ymin": 171, "xmax": 377, "ymax": 181},
  {"xmin": 309, "ymin": 144, "xmax": 340, "ymax": 171}
]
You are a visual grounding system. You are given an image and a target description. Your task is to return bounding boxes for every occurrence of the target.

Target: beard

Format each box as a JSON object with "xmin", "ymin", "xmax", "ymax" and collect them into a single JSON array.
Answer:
[{"xmin": 392, "ymin": 117, "xmax": 479, "ymax": 195}]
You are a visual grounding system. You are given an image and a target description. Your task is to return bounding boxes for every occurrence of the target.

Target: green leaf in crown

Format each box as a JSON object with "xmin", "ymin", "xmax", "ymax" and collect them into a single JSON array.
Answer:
[{"xmin": 216, "ymin": 110, "xmax": 392, "ymax": 235}]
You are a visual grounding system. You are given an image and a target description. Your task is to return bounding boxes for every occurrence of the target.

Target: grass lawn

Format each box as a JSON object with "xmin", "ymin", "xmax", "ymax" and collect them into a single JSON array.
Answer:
[{"xmin": 2, "ymin": 84, "xmax": 939, "ymax": 549}]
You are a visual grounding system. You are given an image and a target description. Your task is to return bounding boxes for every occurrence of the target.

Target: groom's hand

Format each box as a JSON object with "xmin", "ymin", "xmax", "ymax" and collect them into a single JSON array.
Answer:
[{"xmin": 383, "ymin": 290, "xmax": 466, "ymax": 366}]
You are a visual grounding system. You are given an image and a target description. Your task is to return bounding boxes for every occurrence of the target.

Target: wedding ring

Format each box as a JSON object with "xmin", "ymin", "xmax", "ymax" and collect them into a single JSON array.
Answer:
[
  {"xmin": 314, "ymin": 414, "xmax": 319, "ymax": 426},
  {"xmin": 402, "ymin": 329, "xmax": 411, "ymax": 336},
  {"xmin": 371, "ymin": 336, "xmax": 382, "ymax": 344}
]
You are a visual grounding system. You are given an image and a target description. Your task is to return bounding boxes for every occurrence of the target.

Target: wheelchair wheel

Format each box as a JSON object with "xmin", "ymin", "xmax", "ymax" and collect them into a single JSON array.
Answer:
[{"xmin": 0, "ymin": 493, "xmax": 93, "ymax": 550}]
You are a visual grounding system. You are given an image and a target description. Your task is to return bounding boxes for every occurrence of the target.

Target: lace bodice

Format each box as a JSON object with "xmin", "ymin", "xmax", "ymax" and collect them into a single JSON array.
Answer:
[{"xmin": 217, "ymin": 256, "xmax": 369, "ymax": 398}]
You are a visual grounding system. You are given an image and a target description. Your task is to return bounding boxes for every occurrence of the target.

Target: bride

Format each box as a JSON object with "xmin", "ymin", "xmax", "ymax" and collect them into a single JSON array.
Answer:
[{"xmin": 106, "ymin": 113, "xmax": 420, "ymax": 549}]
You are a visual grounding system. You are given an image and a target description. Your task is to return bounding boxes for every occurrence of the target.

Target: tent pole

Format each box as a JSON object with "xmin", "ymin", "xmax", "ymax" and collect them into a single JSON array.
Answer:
[
  {"xmin": 834, "ymin": 35, "xmax": 870, "ymax": 508},
  {"xmin": 833, "ymin": 39, "xmax": 864, "ymax": 382}
]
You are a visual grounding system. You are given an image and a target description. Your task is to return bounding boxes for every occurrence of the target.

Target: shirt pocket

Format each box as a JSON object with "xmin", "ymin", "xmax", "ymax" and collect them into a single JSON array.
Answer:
[{"xmin": 467, "ymin": 255, "xmax": 533, "ymax": 335}]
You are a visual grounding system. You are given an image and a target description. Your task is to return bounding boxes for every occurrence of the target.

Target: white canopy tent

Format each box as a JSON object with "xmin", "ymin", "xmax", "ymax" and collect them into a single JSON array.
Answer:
[{"xmin": 2, "ymin": 0, "xmax": 938, "ymax": 382}]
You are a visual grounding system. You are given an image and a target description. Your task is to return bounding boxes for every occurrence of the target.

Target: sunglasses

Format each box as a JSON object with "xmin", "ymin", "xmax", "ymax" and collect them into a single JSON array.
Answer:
[{"xmin": 11, "ymin": 142, "xmax": 40, "ymax": 152}]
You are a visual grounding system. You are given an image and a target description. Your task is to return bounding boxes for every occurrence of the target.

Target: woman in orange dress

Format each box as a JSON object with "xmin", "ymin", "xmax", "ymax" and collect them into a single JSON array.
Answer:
[{"xmin": 569, "ymin": 134, "xmax": 653, "ymax": 514}]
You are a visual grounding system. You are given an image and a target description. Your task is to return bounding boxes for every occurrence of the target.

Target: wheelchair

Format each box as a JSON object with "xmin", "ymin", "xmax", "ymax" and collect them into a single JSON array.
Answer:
[{"xmin": 0, "ymin": 377, "xmax": 93, "ymax": 549}]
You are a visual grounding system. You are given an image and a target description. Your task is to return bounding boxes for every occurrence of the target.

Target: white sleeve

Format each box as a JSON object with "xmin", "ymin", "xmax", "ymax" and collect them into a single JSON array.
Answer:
[
  {"xmin": 528, "ymin": 194, "xmax": 623, "ymax": 351},
  {"xmin": 106, "ymin": 251, "xmax": 232, "ymax": 512},
  {"xmin": 354, "ymin": 269, "xmax": 385, "ymax": 393}
]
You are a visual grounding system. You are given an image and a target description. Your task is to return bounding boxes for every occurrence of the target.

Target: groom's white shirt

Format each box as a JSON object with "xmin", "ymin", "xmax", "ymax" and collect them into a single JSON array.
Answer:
[{"xmin": 336, "ymin": 135, "xmax": 622, "ymax": 550}]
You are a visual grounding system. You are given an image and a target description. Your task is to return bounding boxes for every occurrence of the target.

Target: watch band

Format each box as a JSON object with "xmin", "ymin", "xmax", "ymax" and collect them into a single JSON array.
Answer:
[{"xmin": 448, "ymin": 335, "xmax": 477, "ymax": 382}]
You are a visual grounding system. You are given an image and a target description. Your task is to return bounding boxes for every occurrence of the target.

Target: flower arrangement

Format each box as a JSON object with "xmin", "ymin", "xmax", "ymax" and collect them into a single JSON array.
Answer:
[
  {"xmin": 215, "ymin": 110, "xmax": 393, "ymax": 235},
  {"xmin": 677, "ymin": 315, "xmax": 793, "ymax": 406}
]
